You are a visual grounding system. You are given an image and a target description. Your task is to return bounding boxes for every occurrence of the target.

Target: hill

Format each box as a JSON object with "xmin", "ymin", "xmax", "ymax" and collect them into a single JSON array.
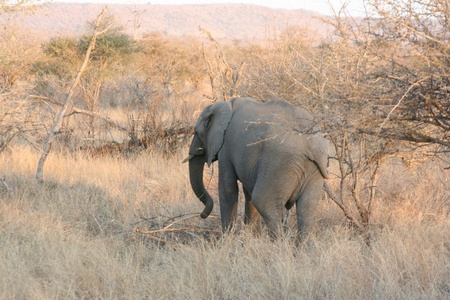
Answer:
[{"xmin": 4, "ymin": 2, "xmax": 331, "ymax": 40}]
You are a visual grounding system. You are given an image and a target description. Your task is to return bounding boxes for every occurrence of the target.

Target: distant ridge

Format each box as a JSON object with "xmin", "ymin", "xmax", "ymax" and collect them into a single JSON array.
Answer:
[{"xmin": 4, "ymin": 2, "xmax": 331, "ymax": 40}]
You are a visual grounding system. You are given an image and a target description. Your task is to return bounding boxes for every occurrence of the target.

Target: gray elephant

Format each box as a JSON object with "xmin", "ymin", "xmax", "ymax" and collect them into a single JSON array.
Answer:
[{"xmin": 184, "ymin": 97, "xmax": 329, "ymax": 238}]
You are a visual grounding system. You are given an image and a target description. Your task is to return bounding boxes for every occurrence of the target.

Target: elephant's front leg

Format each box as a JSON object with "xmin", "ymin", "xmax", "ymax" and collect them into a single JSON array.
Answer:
[{"xmin": 218, "ymin": 166, "xmax": 239, "ymax": 233}]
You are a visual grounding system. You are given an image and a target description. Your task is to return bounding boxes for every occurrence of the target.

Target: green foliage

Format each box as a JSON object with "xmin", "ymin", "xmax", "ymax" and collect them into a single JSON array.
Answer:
[
  {"xmin": 33, "ymin": 32, "xmax": 137, "ymax": 82},
  {"xmin": 43, "ymin": 36, "xmax": 78, "ymax": 58},
  {"xmin": 78, "ymin": 33, "xmax": 137, "ymax": 65},
  {"xmin": 30, "ymin": 36, "xmax": 79, "ymax": 83}
]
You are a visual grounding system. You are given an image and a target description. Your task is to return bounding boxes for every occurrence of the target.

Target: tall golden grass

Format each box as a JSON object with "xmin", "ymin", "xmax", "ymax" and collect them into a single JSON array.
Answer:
[{"xmin": 0, "ymin": 145, "xmax": 448, "ymax": 299}]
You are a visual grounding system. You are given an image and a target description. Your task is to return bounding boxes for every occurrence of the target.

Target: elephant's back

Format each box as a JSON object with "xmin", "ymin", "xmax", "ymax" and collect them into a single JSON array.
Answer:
[
  {"xmin": 226, "ymin": 99, "xmax": 307, "ymax": 172},
  {"xmin": 231, "ymin": 99, "xmax": 308, "ymax": 140}
]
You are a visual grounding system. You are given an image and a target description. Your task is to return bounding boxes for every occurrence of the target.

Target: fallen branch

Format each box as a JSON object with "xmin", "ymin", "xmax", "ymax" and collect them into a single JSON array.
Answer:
[
  {"xmin": 133, "ymin": 226, "xmax": 221, "ymax": 235},
  {"xmin": 133, "ymin": 213, "xmax": 222, "ymax": 247},
  {"xmin": 161, "ymin": 213, "xmax": 206, "ymax": 228}
]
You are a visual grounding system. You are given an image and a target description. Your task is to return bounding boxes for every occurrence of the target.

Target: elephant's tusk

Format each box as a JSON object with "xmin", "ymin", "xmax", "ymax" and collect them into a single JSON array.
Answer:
[{"xmin": 182, "ymin": 154, "xmax": 195, "ymax": 163}]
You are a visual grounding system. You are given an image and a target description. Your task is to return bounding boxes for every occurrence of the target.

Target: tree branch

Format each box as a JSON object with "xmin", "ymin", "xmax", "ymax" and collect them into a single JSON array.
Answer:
[{"xmin": 31, "ymin": 95, "xmax": 126, "ymax": 131}]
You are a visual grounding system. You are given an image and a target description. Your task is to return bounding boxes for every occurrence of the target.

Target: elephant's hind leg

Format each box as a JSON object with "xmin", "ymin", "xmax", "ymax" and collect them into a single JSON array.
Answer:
[
  {"xmin": 251, "ymin": 185, "xmax": 286, "ymax": 239},
  {"xmin": 244, "ymin": 188, "xmax": 262, "ymax": 235},
  {"xmin": 296, "ymin": 177, "xmax": 324, "ymax": 240}
]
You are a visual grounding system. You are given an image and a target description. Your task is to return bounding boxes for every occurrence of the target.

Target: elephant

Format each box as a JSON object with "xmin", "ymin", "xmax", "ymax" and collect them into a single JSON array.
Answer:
[{"xmin": 184, "ymin": 97, "xmax": 329, "ymax": 238}]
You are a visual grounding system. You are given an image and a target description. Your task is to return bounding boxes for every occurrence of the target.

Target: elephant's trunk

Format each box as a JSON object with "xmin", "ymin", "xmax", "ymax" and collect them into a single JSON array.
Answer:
[{"xmin": 188, "ymin": 155, "xmax": 214, "ymax": 219}]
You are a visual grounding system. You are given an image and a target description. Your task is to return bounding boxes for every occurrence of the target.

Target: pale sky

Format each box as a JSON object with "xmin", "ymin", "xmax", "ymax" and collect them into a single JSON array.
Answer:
[{"xmin": 54, "ymin": 0, "xmax": 369, "ymax": 16}]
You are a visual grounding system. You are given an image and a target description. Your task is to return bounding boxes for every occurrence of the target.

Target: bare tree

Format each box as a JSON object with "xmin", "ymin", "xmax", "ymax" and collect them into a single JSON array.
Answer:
[
  {"xmin": 130, "ymin": 5, "xmax": 146, "ymax": 40},
  {"xmin": 36, "ymin": 6, "xmax": 116, "ymax": 180}
]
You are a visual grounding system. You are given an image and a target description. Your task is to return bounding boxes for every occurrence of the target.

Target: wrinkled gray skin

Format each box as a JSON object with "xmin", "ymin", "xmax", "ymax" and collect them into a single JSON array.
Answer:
[{"xmin": 186, "ymin": 97, "xmax": 329, "ymax": 238}]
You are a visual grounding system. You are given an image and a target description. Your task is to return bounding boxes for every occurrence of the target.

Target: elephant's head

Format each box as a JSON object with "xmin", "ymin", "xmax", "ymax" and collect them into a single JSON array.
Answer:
[{"xmin": 183, "ymin": 102, "xmax": 233, "ymax": 219}]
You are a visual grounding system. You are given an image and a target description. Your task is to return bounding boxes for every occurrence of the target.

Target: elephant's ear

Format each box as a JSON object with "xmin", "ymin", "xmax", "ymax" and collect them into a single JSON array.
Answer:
[{"xmin": 195, "ymin": 101, "xmax": 233, "ymax": 167}]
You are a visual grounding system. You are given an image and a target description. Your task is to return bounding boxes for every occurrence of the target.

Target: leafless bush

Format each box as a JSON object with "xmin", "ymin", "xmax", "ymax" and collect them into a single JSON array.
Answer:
[
  {"xmin": 199, "ymin": 26, "xmax": 244, "ymax": 102},
  {"xmin": 330, "ymin": 0, "xmax": 449, "ymax": 156},
  {"xmin": 138, "ymin": 32, "xmax": 207, "ymax": 96},
  {"xmin": 125, "ymin": 92, "xmax": 194, "ymax": 155},
  {"xmin": 317, "ymin": 0, "xmax": 449, "ymax": 230},
  {"xmin": 0, "ymin": 88, "xmax": 45, "ymax": 152}
]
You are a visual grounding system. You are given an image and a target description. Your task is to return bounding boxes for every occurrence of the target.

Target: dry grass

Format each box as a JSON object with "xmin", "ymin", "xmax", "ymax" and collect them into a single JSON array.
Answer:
[{"xmin": 0, "ymin": 146, "xmax": 448, "ymax": 299}]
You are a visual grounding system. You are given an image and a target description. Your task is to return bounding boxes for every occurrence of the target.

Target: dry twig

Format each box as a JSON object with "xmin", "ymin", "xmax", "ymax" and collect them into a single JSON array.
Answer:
[{"xmin": 133, "ymin": 213, "xmax": 221, "ymax": 247}]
